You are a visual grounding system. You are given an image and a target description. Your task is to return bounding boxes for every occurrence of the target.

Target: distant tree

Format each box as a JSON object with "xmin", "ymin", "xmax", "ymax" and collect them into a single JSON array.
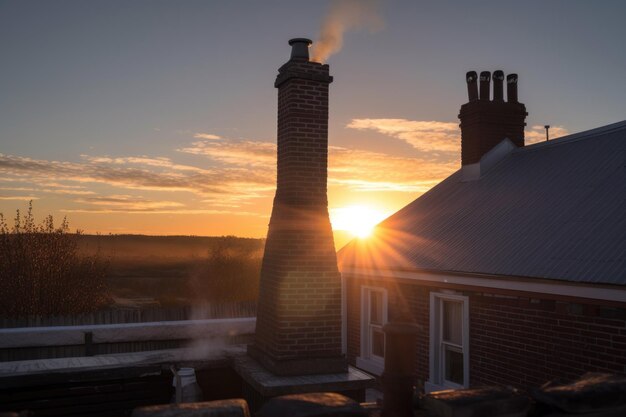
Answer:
[
  {"xmin": 189, "ymin": 237, "xmax": 262, "ymax": 302},
  {"xmin": 0, "ymin": 202, "xmax": 109, "ymax": 316}
]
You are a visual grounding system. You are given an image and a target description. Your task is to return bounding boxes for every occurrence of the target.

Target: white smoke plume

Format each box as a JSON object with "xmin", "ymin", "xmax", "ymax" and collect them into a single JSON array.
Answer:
[{"xmin": 311, "ymin": 0, "xmax": 384, "ymax": 63}]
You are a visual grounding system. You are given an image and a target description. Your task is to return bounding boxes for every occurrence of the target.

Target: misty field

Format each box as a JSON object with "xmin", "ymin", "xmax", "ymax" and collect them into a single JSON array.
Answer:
[
  {"xmin": 80, "ymin": 234, "xmax": 264, "ymax": 308},
  {"xmin": 0, "ymin": 209, "xmax": 263, "ymax": 320}
]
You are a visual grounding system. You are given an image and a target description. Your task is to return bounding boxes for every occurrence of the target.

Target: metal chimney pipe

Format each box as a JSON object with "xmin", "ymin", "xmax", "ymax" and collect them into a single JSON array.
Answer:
[
  {"xmin": 381, "ymin": 322, "xmax": 419, "ymax": 417},
  {"xmin": 466, "ymin": 71, "xmax": 478, "ymax": 101},
  {"xmin": 479, "ymin": 71, "xmax": 491, "ymax": 101},
  {"xmin": 288, "ymin": 38, "xmax": 312, "ymax": 61},
  {"xmin": 507, "ymin": 73, "xmax": 519, "ymax": 103},
  {"xmin": 493, "ymin": 70, "xmax": 504, "ymax": 101}
]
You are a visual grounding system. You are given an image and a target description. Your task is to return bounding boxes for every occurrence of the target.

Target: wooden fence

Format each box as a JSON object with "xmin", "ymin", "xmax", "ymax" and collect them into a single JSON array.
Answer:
[
  {"xmin": 0, "ymin": 301, "xmax": 257, "ymax": 361},
  {"xmin": 0, "ymin": 301, "xmax": 256, "ymax": 328},
  {"xmin": 0, "ymin": 317, "xmax": 256, "ymax": 362}
]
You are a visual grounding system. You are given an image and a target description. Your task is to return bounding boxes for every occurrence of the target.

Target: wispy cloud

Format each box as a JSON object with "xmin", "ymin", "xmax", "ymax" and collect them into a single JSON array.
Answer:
[
  {"xmin": 63, "ymin": 194, "xmax": 262, "ymax": 215},
  {"xmin": 0, "ymin": 186, "xmax": 37, "ymax": 192},
  {"xmin": 329, "ymin": 147, "xmax": 457, "ymax": 192},
  {"xmin": 347, "ymin": 118, "xmax": 570, "ymax": 153},
  {"xmin": 347, "ymin": 119, "xmax": 460, "ymax": 153},
  {"xmin": 179, "ymin": 139, "xmax": 275, "ymax": 167},
  {"xmin": 0, "ymin": 185, "xmax": 95, "ymax": 196},
  {"xmin": 0, "ymin": 124, "xmax": 468, "ymax": 219},
  {"xmin": 37, "ymin": 182, "xmax": 89, "ymax": 190},
  {"xmin": 193, "ymin": 133, "xmax": 222, "ymax": 140},
  {"xmin": 41, "ymin": 189, "xmax": 96, "ymax": 196},
  {"xmin": 74, "ymin": 195, "xmax": 184, "ymax": 211},
  {"xmin": 0, "ymin": 196, "xmax": 39, "ymax": 201},
  {"xmin": 80, "ymin": 155, "xmax": 210, "ymax": 173},
  {"xmin": 180, "ymin": 137, "xmax": 458, "ymax": 194},
  {"xmin": 0, "ymin": 153, "xmax": 273, "ymax": 203}
]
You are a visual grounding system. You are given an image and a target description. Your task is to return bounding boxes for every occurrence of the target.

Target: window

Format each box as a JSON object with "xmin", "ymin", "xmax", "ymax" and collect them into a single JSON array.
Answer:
[
  {"xmin": 426, "ymin": 292, "xmax": 469, "ymax": 392},
  {"xmin": 356, "ymin": 286, "xmax": 387, "ymax": 375}
]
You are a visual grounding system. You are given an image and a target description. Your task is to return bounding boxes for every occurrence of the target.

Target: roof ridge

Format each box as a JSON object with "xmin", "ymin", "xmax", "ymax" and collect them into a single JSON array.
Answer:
[{"xmin": 520, "ymin": 119, "xmax": 626, "ymax": 152}]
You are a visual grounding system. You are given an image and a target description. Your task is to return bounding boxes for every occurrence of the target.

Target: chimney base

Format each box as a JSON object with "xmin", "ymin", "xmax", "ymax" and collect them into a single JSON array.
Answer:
[
  {"xmin": 233, "ymin": 355, "xmax": 375, "ymax": 413},
  {"xmin": 247, "ymin": 344, "xmax": 347, "ymax": 376}
]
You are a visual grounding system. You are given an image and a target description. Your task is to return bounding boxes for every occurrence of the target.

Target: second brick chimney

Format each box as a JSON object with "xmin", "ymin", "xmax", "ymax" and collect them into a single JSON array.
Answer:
[
  {"xmin": 459, "ymin": 70, "xmax": 528, "ymax": 165},
  {"xmin": 248, "ymin": 38, "xmax": 346, "ymax": 376}
]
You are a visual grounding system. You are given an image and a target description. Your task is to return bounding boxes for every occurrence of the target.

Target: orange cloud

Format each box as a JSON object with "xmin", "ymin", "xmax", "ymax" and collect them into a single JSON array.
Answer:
[
  {"xmin": 74, "ymin": 195, "xmax": 184, "ymax": 211},
  {"xmin": 0, "ymin": 124, "xmax": 469, "ymax": 218},
  {"xmin": 180, "ymin": 138, "xmax": 458, "ymax": 194},
  {"xmin": 0, "ymin": 196, "xmax": 39, "ymax": 201},
  {"xmin": 0, "ymin": 153, "xmax": 272, "ymax": 200},
  {"xmin": 347, "ymin": 119, "xmax": 461, "ymax": 153},
  {"xmin": 329, "ymin": 146, "xmax": 457, "ymax": 192}
]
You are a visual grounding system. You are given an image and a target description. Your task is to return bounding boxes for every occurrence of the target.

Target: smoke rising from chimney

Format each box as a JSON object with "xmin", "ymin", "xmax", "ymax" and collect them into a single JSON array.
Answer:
[{"xmin": 311, "ymin": 0, "xmax": 384, "ymax": 63}]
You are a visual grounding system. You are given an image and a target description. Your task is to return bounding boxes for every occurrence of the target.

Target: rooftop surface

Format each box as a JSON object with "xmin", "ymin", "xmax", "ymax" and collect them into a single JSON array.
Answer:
[{"xmin": 339, "ymin": 120, "xmax": 626, "ymax": 285}]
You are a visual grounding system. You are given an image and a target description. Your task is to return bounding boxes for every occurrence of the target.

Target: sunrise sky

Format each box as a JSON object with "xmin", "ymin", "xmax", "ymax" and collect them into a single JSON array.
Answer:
[{"xmin": 1, "ymin": 0, "xmax": 625, "ymax": 247}]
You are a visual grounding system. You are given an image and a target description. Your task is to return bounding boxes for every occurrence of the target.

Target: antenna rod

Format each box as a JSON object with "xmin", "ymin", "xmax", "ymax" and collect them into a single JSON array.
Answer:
[{"xmin": 544, "ymin": 125, "xmax": 550, "ymax": 141}]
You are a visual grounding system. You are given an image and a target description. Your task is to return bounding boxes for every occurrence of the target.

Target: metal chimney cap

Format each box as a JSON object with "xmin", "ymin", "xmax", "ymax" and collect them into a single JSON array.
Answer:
[
  {"xmin": 288, "ymin": 38, "xmax": 313, "ymax": 46},
  {"xmin": 288, "ymin": 38, "xmax": 313, "ymax": 60},
  {"xmin": 493, "ymin": 70, "xmax": 505, "ymax": 80}
]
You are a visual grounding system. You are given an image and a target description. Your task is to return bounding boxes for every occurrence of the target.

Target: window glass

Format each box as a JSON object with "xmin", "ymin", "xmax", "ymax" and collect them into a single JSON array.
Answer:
[
  {"xmin": 370, "ymin": 291, "xmax": 383, "ymax": 325},
  {"xmin": 442, "ymin": 300, "xmax": 462, "ymax": 345},
  {"xmin": 444, "ymin": 346, "xmax": 464, "ymax": 384},
  {"xmin": 372, "ymin": 328, "xmax": 385, "ymax": 357},
  {"xmin": 430, "ymin": 294, "xmax": 468, "ymax": 390}
]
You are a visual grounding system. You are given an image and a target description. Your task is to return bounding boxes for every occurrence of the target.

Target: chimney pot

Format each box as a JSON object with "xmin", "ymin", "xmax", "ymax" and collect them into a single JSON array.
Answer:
[
  {"xmin": 507, "ymin": 73, "xmax": 518, "ymax": 103},
  {"xmin": 493, "ymin": 70, "xmax": 504, "ymax": 101},
  {"xmin": 459, "ymin": 70, "xmax": 527, "ymax": 166},
  {"xmin": 479, "ymin": 71, "xmax": 491, "ymax": 100},
  {"xmin": 466, "ymin": 71, "xmax": 478, "ymax": 101},
  {"xmin": 288, "ymin": 38, "xmax": 312, "ymax": 61}
]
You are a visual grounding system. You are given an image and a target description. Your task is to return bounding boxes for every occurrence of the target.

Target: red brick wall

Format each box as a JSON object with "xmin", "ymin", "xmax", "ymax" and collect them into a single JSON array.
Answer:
[
  {"xmin": 345, "ymin": 275, "xmax": 626, "ymax": 391},
  {"xmin": 470, "ymin": 293, "xmax": 626, "ymax": 387},
  {"xmin": 346, "ymin": 277, "xmax": 429, "ymax": 386},
  {"xmin": 458, "ymin": 79, "xmax": 527, "ymax": 165},
  {"xmin": 253, "ymin": 57, "xmax": 342, "ymax": 368}
]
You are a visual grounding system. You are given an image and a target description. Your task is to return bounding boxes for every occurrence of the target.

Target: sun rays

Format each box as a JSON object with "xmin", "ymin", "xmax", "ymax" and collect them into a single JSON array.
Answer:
[{"xmin": 330, "ymin": 205, "xmax": 388, "ymax": 238}]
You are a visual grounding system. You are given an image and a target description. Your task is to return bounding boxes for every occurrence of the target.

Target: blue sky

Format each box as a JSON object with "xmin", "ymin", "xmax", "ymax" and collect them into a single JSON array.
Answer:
[{"xmin": 0, "ymin": 0, "xmax": 624, "ymax": 241}]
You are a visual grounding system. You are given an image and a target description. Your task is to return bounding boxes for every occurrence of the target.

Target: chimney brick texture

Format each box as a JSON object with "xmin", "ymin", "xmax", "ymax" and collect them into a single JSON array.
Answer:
[
  {"xmin": 459, "ymin": 71, "xmax": 528, "ymax": 165},
  {"xmin": 249, "ymin": 57, "xmax": 346, "ymax": 376}
]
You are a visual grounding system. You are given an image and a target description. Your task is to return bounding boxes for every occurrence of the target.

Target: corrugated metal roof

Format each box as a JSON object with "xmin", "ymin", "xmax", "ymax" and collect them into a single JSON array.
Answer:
[{"xmin": 338, "ymin": 120, "xmax": 626, "ymax": 285}]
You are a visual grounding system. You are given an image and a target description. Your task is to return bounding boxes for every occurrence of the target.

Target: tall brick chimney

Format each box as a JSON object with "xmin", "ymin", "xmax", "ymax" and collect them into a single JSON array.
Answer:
[
  {"xmin": 248, "ymin": 38, "xmax": 346, "ymax": 376},
  {"xmin": 458, "ymin": 70, "xmax": 528, "ymax": 165}
]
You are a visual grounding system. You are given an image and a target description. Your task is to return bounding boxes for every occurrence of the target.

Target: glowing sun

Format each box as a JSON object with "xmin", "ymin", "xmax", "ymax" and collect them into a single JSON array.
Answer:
[{"xmin": 331, "ymin": 205, "xmax": 387, "ymax": 238}]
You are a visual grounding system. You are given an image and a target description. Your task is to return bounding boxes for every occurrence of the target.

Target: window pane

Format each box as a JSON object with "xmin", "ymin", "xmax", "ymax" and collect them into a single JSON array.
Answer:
[
  {"xmin": 443, "ymin": 300, "xmax": 462, "ymax": 345},
  {"xmin": 370, "ymin": 291, "xmax": 383, "ymax": 325},
  {"xmin": 372, "ymin": 328, "xmax": 385, "ymax": 357},
  {"xmin": 444, "ymin": 346, "xmax": 464, "ymax": 384}
]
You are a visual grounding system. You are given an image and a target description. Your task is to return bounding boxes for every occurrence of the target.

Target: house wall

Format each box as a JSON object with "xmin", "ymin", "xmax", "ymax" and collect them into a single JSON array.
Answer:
[{"xmin": 345, "ymin": 275, "xmax": 626, "ymax": 391}]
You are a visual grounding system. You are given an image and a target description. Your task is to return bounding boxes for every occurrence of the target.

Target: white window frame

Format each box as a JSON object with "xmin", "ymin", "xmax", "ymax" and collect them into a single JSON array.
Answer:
[
  {"xmin": 356, "ymin": 286, "xmax": 388, "ymax": 376},
  {"xmin": 426, "ymin": 292, "xmax": 469, "ymax": 392}
]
